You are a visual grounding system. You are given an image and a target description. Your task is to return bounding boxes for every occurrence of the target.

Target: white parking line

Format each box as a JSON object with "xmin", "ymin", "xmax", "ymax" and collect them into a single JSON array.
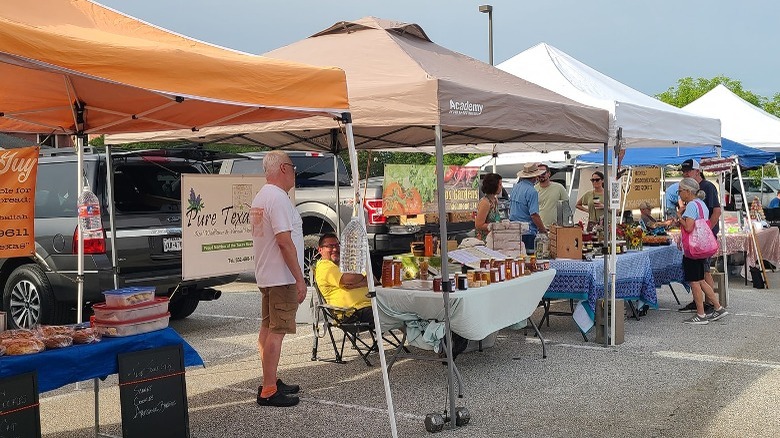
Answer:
[
  {"xmin": 195, "ymin": 313, "xmax": 261, "ymax": 321},
  {"xmin": 655, "ymin": 351, "xmax": 780, "ymax": 369},
  {"xmin": 220, "ymin": 386, "xmax": 424, "ymax": 420}
]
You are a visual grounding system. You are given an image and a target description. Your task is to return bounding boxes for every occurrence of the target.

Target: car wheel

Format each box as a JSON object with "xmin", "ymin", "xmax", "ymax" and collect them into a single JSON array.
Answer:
[
  {"xmin": 303, "ymin": 234, "xmax": 321, "ymax": 286},
  {"xmin": 169, "ymin": 295, "xmax": 199, "ymax": 320},
  {"xmin": 3, "ymin": 264, "xmax": 69, "ymax": 328}
]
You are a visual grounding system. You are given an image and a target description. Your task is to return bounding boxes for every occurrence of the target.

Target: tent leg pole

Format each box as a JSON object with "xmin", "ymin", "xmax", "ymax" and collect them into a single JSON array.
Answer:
[
  {"xmin": 105, "ymin": 145, "xmax": 119, "ymax": 289},
  {"xmin": 434, "ymin": 125, "xmax": 458, "ymax": 430},
  {"xmin": 343, "ymin": 117, "xmax": 398, "ymax": 438},
  {"xmin": 76, "ymin": 135, "xmax": 85, "ymax": 325}
]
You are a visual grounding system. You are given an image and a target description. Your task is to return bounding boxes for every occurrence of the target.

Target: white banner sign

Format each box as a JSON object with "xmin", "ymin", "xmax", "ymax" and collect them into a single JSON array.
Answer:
[{"xmin": 181, "ymin": 174, "xmax": 264, "ymax": 281}]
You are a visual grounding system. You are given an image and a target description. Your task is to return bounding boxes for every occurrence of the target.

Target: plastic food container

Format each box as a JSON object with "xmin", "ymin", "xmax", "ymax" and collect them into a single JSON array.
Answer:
[
  {"xmin": 102, "ymin": 287, "xmax": 156, "ymax": 307},
  {"xmin": 92, "ymin": 297, "xmax": 169, "ymax": 322},
  {"xmin": 94, "ymin": 313, "xmax": 170, "ymax": 337}
]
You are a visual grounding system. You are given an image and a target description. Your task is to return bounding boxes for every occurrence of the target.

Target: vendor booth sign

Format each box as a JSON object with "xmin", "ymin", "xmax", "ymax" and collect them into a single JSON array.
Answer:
[
  {"xmin": 0, "ymin": 146, "xmax": 37, "ymax": 258},
  {"xmin": 623, "ymin": 167, "xmax": 661, "ymax": 210},
  {"xmin": 181, "ymin": 174, "xmax": 265, "ymax": 280},
  {"xmin": 382, "ymin": 164, "xmax": 479, "ymax": 215}
]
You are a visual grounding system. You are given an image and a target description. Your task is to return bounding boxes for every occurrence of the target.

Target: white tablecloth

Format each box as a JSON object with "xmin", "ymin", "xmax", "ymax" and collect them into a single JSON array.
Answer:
[{"xmin": 376, "ymin": 269, "xmax": 555, "ymax": 342}]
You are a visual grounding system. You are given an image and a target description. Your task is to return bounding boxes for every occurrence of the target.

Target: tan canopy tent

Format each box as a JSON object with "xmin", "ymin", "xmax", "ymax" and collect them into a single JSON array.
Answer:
[
  {"xmin": 108, "ymin": 17, "xmax": 610, "ymax": 431},
  {"xmin": 108, "ymin": 17, "xmax": 608, "ymax": 150}
]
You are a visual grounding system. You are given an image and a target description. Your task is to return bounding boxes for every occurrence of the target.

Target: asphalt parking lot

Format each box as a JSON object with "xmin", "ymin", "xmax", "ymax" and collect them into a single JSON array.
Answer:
[{"xmin": 40, "ymin": 270, "xmax": 780, "ymax": 438}]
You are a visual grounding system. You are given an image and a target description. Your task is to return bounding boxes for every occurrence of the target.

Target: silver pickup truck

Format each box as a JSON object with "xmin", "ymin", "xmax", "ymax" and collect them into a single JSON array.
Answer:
[{"xmin": 219, "ymin": 151, "xmax": 423, "ymax": 280}]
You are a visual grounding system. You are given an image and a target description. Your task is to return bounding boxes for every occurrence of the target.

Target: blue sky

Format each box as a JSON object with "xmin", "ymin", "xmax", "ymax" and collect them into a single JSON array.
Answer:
[{"xmin": 99, "ymin": 0, "xmax": 780, "ymax": 98}]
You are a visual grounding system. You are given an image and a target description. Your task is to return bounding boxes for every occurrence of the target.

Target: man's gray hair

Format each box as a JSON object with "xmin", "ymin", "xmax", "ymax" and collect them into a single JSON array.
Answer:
[{"xmin": 263, "ymin": 150, "xmax": 289, "ymax": 177}]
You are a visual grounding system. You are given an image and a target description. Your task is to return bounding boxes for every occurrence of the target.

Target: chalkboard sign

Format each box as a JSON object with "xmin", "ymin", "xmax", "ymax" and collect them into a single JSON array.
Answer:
[
  {"xmin": 0, "ymin": 371, "xmax": 40, "ymax": 438},
  {"xmin": 118, "ymin": 345, "xmax": 190, "ymax": 438}
]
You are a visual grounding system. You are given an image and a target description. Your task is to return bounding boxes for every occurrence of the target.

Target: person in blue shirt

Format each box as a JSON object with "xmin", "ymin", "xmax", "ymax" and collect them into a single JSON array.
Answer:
[
  {"xmin": 509, "ymin": 162, "xmax": 547, "ymax": 252},
  {"xmin": 768, "ymin": 190, "xmax": 780, "ymax": 208},
  {"xmin": 665, "ymin": 182, "xmax": 680, "ymax": 220}
]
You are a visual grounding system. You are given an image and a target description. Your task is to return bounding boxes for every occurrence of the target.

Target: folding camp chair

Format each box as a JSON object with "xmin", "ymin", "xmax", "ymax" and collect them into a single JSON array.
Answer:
[{"xmin": 310, "ymin": 266, "xmax": 405, "ymax": 366}]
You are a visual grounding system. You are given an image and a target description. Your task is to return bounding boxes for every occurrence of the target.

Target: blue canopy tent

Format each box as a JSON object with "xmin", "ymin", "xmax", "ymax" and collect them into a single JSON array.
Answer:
[{"xmin": 576, "ymin": 138, "xmax": 775, "ymax": 168}]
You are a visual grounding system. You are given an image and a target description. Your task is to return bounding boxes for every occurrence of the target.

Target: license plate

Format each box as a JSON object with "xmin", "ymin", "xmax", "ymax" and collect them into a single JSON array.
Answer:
[{"xmin": 162, "ymin": 237, "xmax": 182, "ymax": 252}]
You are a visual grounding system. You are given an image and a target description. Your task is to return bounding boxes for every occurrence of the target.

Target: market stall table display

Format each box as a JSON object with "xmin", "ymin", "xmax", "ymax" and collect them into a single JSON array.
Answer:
[
  {"xmin": 0, "ymin": 327, "xmax": 202, "ymax": 392},
  {"xmin": 0, "ymin": 327, "xmax": 202, "ymax": 436},
  {"xmin": 376, "ymin": 270, "xmax": 556, "ymax": 358},
  {"xmin": 546, "ymin": 250, "xmax": 658, "ymax": 334}
]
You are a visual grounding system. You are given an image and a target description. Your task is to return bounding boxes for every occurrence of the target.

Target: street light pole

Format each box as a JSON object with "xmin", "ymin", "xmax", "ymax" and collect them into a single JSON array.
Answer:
[
  {"xmin": 479, "ymin": 4, "xmax": 493, "ymax": 66},
  {"xmin": 479, "ymin": 5, "xmax": 496, "ymax": 173}
]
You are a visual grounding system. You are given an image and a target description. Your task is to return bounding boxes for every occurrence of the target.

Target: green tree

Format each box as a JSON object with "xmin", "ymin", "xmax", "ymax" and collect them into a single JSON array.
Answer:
[
  {"xmin": 656, "ymin": 76, "xmax": 763, "ymax": 108},
  {"xmin": 340, "ymin": 150, "xmax": 482, "ymax": 179},
  {"xmin": 763, "ymin": 93, "xmax": 780, "ymax": 118}
]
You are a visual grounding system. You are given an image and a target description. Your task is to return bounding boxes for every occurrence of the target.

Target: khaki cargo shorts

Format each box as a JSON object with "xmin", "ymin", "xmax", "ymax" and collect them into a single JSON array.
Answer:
[{"xmin": 260, "ymin": 284, "xmax": 299, "ymax": 334}]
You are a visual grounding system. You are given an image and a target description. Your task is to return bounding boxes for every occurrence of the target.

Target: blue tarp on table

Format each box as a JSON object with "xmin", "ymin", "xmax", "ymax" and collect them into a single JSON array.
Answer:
[{"xmin": 0, "ymin": 327, "xmax": 203, "ymax": 393}]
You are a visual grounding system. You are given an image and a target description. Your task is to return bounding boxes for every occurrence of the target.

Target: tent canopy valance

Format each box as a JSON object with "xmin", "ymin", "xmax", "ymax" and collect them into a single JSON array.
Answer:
[
  {"xmin": 576, "ymin": 138, "xmax": 775, "ymax": 168},
  {"xmin": 0, "ymin": 0, "xmax": 349, "ymax": 136},
  {"xmin": 106, "ymin": 17, "xmax": 610, "ymax": 150},
  {"xmin": 497, "ymin": 43, "xmax": 721, "ymax": 149}
]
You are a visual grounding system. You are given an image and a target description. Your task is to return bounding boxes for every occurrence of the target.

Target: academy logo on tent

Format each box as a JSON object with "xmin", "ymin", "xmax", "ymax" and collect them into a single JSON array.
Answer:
[{"xmin": 449, "ymin": 99, "xmax": 484, "ymax": 116}]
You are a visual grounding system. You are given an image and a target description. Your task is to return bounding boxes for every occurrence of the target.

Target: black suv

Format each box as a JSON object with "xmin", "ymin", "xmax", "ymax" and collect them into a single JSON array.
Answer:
[{"xmin": 0, "ymin": 148, "xmax": 237, "ymax": 328}]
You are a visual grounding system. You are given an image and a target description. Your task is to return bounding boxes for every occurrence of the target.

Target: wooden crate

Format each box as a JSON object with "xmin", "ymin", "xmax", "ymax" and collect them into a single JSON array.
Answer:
[
  {"xmin": 549, "ymin": 225, "xmax": 583, "ymax": 260},
  {"xmin": 399, "ymin": 214, "xmax": 425, "ymax": 226}
]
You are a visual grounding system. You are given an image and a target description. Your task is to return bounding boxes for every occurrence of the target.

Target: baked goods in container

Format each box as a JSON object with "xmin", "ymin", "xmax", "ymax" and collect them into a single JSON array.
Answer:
[
  {"xmin": 72, "ymin": 327, "xmax": 101, "ymax": 344},
  {"xmin": 39, "ymin": 325, "xmax": 76, "ymax": 338},
  {"xmin": 42, "ymin": 335, "xmax": 73, "ymax": 349},
  {"xmin": 0, "ymin": 329, "xmax": 38, "ymax": 340},
  {"xmin": 2, "ymin": 338, "xmax": 45, "ymax": 355}
]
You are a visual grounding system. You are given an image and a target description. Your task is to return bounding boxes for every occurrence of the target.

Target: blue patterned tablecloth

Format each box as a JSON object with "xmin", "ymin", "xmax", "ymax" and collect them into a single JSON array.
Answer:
[
  {"xmin": 548, "ymin": 251, "xmax": 658, "ymax": 324},
  {"xmin": 643, "ymin": 244, "xmax": 684, "ymax": 288}
]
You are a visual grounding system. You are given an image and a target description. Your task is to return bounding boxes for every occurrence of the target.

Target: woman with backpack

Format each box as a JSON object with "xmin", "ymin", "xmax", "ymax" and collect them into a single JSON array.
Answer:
[{"xmin": 677, "ymin": 177, "xmax": 729, "ymax": 325}]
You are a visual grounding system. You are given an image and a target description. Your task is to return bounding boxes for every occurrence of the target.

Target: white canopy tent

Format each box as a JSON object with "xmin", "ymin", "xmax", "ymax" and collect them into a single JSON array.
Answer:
[
  {"xmin": 497, "ymin": 43, "xmax": 722, "ymax": 148},
  {"xmin": 683, "ymin": 84, "xmax": 780, "ymax": 153},
  {"xmin": 497, "ymin": 42, "xmax": 724, "ymax": 345}
]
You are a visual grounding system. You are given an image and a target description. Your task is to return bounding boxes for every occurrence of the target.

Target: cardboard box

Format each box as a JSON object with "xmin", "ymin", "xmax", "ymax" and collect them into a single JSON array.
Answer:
[{"xmin": 549, "ymin": 225, "xmax": 583, "ymax": 260}]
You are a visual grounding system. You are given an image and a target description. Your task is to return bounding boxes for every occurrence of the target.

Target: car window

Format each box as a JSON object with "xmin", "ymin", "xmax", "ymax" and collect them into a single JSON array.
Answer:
[
  {"xmin": 35, "ymin": 162, "xmax": 81, "ymax": 218},
  {"xmin": 113, "ymin": 162, "xmax": 202, "ymax": 213},
  {"xmin": 290, "ymin": 156, "xmax": 351, "ymax": 187},
  {"xmin": 231, "ymin": 159, "xmax": 264, "ymax": 175}
]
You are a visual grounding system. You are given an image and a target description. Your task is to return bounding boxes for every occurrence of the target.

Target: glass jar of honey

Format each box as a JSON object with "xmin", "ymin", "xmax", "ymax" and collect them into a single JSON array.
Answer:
[
  {"xmin": 381, "ymin": 256, "xmax": 394, "ymax": 287},
  {"xmin": 392, "ymin": 260, "xmax": 403, "ymax": 286}
]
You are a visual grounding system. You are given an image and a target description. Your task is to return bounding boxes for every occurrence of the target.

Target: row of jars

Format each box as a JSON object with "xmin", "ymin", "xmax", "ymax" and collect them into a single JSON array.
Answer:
[{"xmin": 431, "ymin": 256, "xmax": 551, "ymax": 291}]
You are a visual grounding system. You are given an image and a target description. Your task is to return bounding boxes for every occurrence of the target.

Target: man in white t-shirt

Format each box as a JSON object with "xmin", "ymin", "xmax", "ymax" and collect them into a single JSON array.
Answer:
[{"xmin": 251, "ymin": 151, "xmax": 305, "ymax": 408}]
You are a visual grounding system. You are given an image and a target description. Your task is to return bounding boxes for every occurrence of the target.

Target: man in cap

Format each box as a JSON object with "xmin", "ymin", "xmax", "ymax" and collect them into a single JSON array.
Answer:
[
  {"xmin": 678, "ymin": 158, "xmax": 721, "ymax": 314},
  {"xmin": 535, "ymin": 163, "xmax": 569, "ymax": 228},
  {"xmin": 509, "ymin": 162, "xmax": 547, "ymax": 252}
]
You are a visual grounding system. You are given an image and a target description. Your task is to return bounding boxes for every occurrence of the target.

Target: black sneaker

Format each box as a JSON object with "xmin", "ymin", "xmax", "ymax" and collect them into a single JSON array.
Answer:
[
  {"xmin": 703, "ymin": 303, "xmax": 716, "ymax": 314},
  {"xmin": 257, "ymin": 390, "xmax": 299, "ymax": 407},
  {"xmin": 678, "ymin": 301, "xmax": 697, "ymax": 313},
  {"xmin": 258, "ymin": 378, "xmax": 300, "ymax": 395}
]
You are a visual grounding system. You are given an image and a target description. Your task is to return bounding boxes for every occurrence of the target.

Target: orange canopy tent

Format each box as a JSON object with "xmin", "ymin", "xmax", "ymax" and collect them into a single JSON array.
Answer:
[{"xmin": 0, "ymin": 0, "xmax": 349, "ymax": 136}]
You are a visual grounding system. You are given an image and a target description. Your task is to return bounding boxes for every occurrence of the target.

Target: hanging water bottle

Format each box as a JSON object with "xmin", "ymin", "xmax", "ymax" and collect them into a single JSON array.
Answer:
[
  {"xmin": 340, "ymin": 216, "xmax": 369, "ymax": 275},
  {"xmin": 77, "ymin": 185, "xmax": 105, "ymax": 252}
]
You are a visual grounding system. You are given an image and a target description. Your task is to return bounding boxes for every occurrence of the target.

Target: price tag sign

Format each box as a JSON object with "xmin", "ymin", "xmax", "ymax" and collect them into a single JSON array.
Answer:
[{"xmin": 610, "ymin": 178, "xmax": 621, "ymax": 210}]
